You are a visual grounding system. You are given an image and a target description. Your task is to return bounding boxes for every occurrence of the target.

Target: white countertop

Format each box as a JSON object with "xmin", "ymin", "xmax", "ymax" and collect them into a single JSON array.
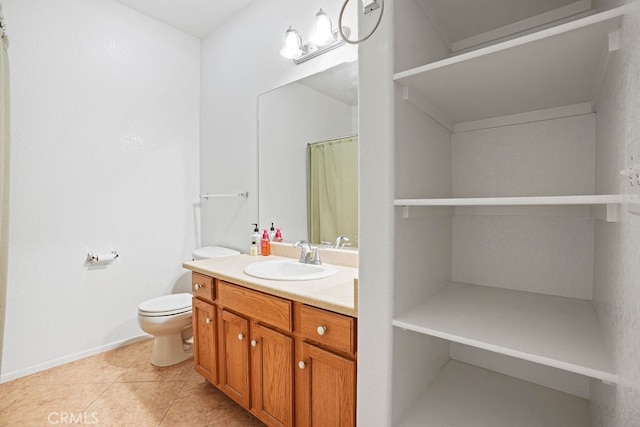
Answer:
[{"xmin": 183, "ymin": 254, "xmax": 358, "ymax": 317}]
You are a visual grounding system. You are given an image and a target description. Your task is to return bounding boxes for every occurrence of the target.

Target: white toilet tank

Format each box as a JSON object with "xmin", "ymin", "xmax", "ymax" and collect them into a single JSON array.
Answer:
[{"xmin": 192, "ymin": 246, "xmax": 240, "ymax": 260}]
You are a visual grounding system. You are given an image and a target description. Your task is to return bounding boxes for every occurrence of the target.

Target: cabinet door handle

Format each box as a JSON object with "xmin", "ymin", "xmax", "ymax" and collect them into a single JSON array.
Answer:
[
  {"xmin": 194, "ymin": 283, "xmax": 202, "ymax": 290},
  {"xmin": 205, "ymin": 317, "xmax": 211, "ymax": 325},
  {"xmin": 251, "ymin": 340, "xmax": 257, "ymax": 347},
  {"xmin": 238, "ymin": 333, "xmax": 245, "ymax": 341},
  {"xmin": 317, "ymin": 326, "xmax": 327, "ymax": 336},
  {"xmin": 298, "ymin": 361, "xmax": 306, "ymax": 370}
]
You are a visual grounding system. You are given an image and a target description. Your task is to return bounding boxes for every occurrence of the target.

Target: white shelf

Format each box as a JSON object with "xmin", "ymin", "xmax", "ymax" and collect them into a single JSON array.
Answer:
[
  {"xmin": 397, "ymin": 360, "xmax": 590, "ymax": 427},
  {"xmin": 394, "ymin": 8, "xmax": 624, "ymax": 126},
  {"xmin": 392, "ymin": 282, "xmax": 617, "ymax": 383},
  {"xmin": 394, "ymin": 194, "xmax": 622, "ymax": 207},
  {"xmin": 395, "ymin": 194, "xmax": 623, "ymax": 221}
]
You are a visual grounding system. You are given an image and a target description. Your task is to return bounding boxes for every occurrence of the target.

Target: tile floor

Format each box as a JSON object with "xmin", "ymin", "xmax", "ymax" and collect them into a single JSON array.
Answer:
[{"xmin": 0, "ymin": 339, "xmax": 267, "ymax": 427}]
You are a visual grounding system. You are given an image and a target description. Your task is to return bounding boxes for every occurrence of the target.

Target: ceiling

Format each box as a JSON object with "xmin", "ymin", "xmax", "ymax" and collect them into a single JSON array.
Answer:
[{"xmin": 113, "ymin": 0, "xmax": 255, "ymax": 38}]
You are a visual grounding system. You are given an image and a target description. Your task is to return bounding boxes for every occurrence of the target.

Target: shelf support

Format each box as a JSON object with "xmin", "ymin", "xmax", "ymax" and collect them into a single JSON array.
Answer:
[
  {"xmin": 402, "ymin": 205, "xmax": 410, "ymax": 219},
  {"xmin": 402, "ymin": 86, "xmax": 453, "ymax": 132},
  {"xmin": 591, "ymin": 203, "xmax": 621, "ymax": 222}
]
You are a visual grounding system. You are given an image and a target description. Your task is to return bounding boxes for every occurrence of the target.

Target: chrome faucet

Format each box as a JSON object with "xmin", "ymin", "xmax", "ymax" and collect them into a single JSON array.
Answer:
[
  {"xmin": 294, "ymin": 241, "xmax": 323, "ymax": 265},
  {"xmin": 293, "ymin": 241, "xmax": 312, "ymax": 264},
  {"xmin": 335, "ymin": 235, "xmax": 350, "ymax": 249}
]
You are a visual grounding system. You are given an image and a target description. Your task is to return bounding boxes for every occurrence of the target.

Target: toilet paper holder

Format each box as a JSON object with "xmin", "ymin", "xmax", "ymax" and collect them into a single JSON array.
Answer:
[{"xmin": 86, "ymin": 250, "xmax": 119, "ymax": 264}]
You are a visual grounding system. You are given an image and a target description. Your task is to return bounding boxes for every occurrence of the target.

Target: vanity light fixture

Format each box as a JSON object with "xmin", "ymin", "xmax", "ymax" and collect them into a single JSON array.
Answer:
[{"xmin": 280, "ymin": 9, "xmax": 350, "ymax": 65}]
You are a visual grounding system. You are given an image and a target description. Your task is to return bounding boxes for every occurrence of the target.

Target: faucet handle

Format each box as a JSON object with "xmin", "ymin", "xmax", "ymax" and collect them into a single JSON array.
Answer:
[{"xmin": 309, "ymin": 248, "xmax": 322, "ymax": 265}]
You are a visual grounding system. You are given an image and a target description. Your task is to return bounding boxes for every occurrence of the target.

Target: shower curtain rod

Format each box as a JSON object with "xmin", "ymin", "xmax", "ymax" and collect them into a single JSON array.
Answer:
[{"xmin": 307, "ymin": 134, "xmax": 358, "ymax": 146}]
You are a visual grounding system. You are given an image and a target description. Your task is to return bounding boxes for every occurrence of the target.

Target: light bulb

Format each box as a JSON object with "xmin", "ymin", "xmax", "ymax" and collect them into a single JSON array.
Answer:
[
  {"xmin": 279, "ymin": 26, "xmax": 304, "ymax": 59},
  {"xmin": 311, "ymin": 9, "xmax": 335, "ymax": 46}
]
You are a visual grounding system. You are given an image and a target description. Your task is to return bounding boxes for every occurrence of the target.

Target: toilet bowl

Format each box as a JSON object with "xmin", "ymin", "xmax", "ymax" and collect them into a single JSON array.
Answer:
[
  {"xmin": 137, "ymin": 293, "xmax": 193, "ymax": 367},
  {"xmin": 138, "ymin": 246, "xmax": 241, "ymax": 366}
]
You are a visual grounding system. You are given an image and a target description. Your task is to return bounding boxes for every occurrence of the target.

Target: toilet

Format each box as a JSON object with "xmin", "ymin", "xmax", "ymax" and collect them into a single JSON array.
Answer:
[
  {"xmin": 137, "ymin": 293, "xmax": 193, "ymax": 367},
  {"xmin": 137, "ymin": 246, "xmax": 240, "ymax": 366}
]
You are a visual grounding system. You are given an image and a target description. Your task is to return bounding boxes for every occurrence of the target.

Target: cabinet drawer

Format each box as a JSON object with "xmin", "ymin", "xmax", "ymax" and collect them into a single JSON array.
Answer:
[
  {"xmin": 299, "ymin": 304, "xmax": 356, "ymax": 355},
  {"xmin": 217, "ymin": 281, "xmax": 292, "ymax": 332},
  {"xmin": 192, "ymin": 273, "xmax": 214, "ymax": 301}
]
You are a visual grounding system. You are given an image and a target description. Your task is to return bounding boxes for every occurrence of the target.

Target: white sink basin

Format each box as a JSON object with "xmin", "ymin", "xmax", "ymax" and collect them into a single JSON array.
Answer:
[{"xmin": 243, "ymin": 259, "xmax": 337, "ymax": 281}]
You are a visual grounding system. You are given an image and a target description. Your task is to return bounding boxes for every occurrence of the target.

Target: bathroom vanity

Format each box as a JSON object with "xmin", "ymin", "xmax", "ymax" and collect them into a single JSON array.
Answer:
[{"xmin": 183, "ymin": 254, "xmax": 358, "ymax": 427}]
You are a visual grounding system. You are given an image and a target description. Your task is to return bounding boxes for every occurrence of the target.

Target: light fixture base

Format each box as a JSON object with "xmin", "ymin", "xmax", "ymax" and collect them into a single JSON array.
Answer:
[{"xmin": 293, "ymin": 28, "xmax": 350, "ymax": 65}]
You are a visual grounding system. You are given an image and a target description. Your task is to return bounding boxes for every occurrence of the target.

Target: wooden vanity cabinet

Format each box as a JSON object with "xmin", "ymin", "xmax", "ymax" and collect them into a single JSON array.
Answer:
[{"xmin": 191, "ymin": 274, "xmax": 357, "ymax": 427}]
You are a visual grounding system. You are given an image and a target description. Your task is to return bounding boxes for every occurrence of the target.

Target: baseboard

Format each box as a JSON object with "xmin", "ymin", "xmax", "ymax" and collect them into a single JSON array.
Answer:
[{"xmin": 0, "ymin": 334, "xmax": 152, "ymax": 383}]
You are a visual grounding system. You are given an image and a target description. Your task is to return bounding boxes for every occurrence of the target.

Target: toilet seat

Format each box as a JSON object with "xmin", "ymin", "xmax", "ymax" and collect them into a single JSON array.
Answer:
[{"xmin": 138, "ymin": 293, "xmax": 192, "ymax": 317}]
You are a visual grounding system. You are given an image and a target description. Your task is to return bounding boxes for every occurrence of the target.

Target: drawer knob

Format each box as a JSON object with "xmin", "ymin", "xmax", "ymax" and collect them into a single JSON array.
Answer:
[
  {"xmin": 238, "ymin": 333, "xmax": 245, "ymax": 341},
  {"xmin": 194, "ymin": 283, "xmax": 202, "ymax": 290},
  {"xmin": 205, "ymin": 318, "xmax": 211, "ymax": 325},
  {"xmin": 317, "ymin": 326, "xmax": 327, "ymax": 336},
  {"xmin": 298, "ymin": 361, "xmax": 306, "ymax": 370},
  {"xmin": 251, "ymin": 340, "xmax": 257, "ymax": 347}
]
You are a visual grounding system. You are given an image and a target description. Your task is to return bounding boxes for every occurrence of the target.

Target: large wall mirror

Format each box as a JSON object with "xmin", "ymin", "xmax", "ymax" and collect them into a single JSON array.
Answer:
[{"xmin": 258, "ymin": 60, "xmax": 358, "ymax": 248}]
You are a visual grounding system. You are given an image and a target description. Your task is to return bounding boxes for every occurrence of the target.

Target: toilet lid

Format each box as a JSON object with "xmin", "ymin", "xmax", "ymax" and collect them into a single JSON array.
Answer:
[
  {"xmin": 138, "ymin": 293, "xmax": 192, "ymax": 315},
  {"xmin": 192, "ymin": 246, "xmax": 240, "ymax": 260}
]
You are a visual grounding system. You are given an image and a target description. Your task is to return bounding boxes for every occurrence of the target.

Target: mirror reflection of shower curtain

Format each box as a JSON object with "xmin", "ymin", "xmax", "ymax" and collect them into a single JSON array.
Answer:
[{"xmin": 308, "ymin": 136, "xmax": 358, "ymax": 248}]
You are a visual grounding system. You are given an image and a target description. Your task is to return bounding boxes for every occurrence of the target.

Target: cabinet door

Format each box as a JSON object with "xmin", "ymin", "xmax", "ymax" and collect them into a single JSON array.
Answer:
[
  {"xmin": 218, "ymin": 309, "xmax": 250, "ymax": 408},
  {"xmin": 250, "ymin": 323, "xmax": 294, "ymax": 427},
  {"xmin": 193, "ymin": 298, "xmax": 217, "ymax": 384},
  {"xmin": 296, "ymin": 342, "xmax": 356, "ymax": 427}
]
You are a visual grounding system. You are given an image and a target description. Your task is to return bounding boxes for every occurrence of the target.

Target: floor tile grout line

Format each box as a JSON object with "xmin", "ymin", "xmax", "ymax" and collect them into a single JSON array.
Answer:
[
  {"xmin": 155, "ymin": 379, "xmax": 188, "ymax": 427},
  {"xmin": 0, "ymin": 386, "xmax": 30, "ymax": 412},
  {"xmin": 81, "ymin": 380, "xmax": 116, "ymax": 413}
]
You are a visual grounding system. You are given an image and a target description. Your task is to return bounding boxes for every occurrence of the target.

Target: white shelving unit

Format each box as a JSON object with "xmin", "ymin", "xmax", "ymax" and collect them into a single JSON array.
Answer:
[
  {"xmin": 388, "ymin": 1, "xmax": 626, "ymax": 425},
  {"xmin": 393, "ymin": 282, "xmax": 617, "ymax": 383}
]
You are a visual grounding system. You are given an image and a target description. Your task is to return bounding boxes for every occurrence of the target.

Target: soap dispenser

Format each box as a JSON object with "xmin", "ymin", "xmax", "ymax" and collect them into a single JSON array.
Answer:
[
  {"xmin": 268, "ymin": 222, "xmax": 276, "ymax": 241},
  {"xmin": 274, "ymin": 228, "xmax": 283, "ymax": 242},
  {"xmin": 251, "ymin": 223, "xmax": 261, "ymax": 255},
  {"xmin": 261, "ymin": 229, "xmax": 271, "ymax": 256}
]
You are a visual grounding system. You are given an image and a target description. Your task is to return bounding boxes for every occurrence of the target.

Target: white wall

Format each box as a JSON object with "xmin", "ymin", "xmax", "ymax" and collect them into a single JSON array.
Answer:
[
  {"xmin": 199, "ymin": 0, "xmax": 356, "ymax": 252},
  {"xmin": 1, "ymin": 0, "xmax": 200, "ymax": 381},
  {"xmin": 258, "ymin": 82, "xmax": 354, "ymax": 244},
  {"xmin": 451, "ymin": 115, "xmax": 597, "ymax": 300},
  {"xmin": 590, "ymin": 0, "xmax": 640, "ymax": 425},
  {"xmin": 357, "ymin": 1, "xmax": 396, "ymax": 425}
]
